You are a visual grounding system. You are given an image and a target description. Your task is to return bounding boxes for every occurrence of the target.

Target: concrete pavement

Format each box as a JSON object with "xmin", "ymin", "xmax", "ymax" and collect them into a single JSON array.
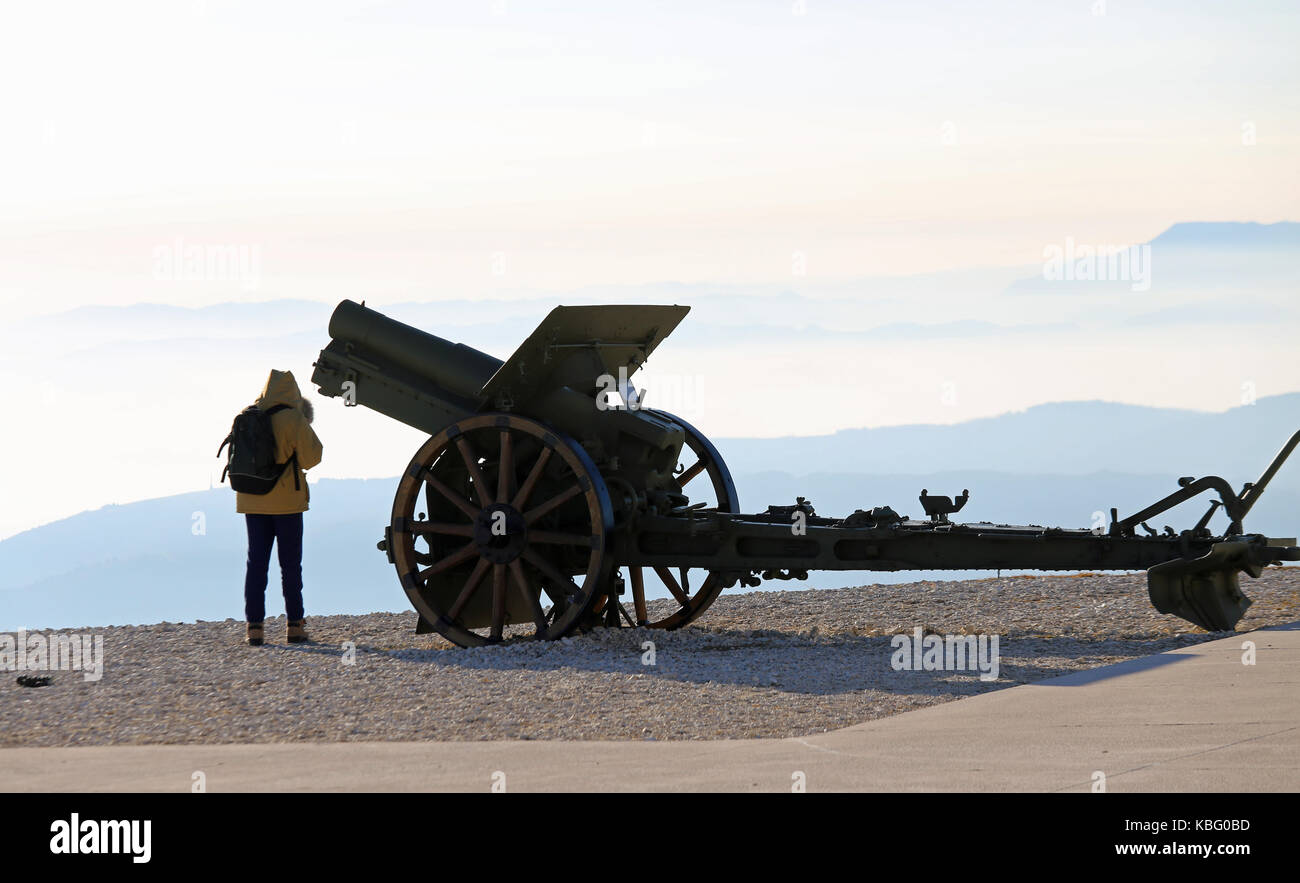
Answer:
[{"xmin": 2, "ymin": 623, "xmax": 1296, "ymax": 792}]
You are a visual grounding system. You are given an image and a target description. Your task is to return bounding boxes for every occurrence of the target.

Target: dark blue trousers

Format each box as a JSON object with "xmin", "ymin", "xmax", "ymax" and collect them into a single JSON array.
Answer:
[{"xmin": 243, "ymin": 513, "xmax": 305, "ymax": 623}]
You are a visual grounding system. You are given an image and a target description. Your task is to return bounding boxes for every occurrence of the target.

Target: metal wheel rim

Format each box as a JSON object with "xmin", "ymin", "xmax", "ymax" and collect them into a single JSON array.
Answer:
[
  {"xmin": 632, "ymin": 408, "xmax": 740, "ymax": 630},
  {"xmin": 390, "ymin": 413, "xmax": 614, "ymax": 647}
]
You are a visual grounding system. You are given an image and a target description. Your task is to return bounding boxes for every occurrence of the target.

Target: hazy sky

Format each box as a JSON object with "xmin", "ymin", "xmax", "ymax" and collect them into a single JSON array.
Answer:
[
  {"xmin": 1, "ymin": 1, "xmax": 1297, "ymax": 540},
  {"xmin": 1, "ymin": 0, "xmax": 1297, "ymax": 317}
]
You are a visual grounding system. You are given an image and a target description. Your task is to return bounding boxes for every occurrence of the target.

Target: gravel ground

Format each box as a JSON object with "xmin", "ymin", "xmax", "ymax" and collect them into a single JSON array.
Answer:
[{"xmin": 3, "ymin": 567, "xmax": 1298, "ymax": 747}]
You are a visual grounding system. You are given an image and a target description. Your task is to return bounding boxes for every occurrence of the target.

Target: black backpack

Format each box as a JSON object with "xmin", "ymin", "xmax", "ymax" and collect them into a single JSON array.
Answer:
[{"xmin": 217, "ymin": 404, "xmax": 299, "ymax": 495}]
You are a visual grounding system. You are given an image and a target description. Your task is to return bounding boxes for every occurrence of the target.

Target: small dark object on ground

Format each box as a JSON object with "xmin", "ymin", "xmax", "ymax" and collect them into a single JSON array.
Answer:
[{"xmin": 17, "ymin": 675, "xmax": 53, "ymax": 688}]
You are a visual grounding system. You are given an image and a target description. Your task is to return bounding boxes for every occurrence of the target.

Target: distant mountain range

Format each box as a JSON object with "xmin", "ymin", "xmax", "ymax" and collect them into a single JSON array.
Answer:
[
  {"xmin": 1149, "ymin": 221, "xmax": 1300, "ymax": 249},
  {"xmin": 1006, "ymin": 220, "xmax": 1299, "ymax": 296},
  {"xmin": 6, "ymin": 221, "xmax": 1297, "ymax": 353},
  {"xmin": 716, "ymin": 394, "xmax": 1300, "ymax": 479}
]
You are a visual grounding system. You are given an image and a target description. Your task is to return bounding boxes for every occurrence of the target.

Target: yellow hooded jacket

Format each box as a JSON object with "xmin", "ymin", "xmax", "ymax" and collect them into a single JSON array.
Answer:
[{"xmin": 235, "ymin": 370, "xmax": 324, "ymax": 515}]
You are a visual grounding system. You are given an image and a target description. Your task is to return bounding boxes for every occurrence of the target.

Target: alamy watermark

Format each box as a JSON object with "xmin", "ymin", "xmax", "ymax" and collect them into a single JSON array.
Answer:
[
  {"xmin": 1042, "ymin": 237, "xmax": 1151, "ymax": 291},
  {"xmin": 1, "ymin": 629, "xmax": 104, "ymax": 682},
  {"xmin": 890, "ymin": 627, "xmax": 1000, "ymax": 681},
  {"xmin": 152, "ymin": 236, "xmax": 261, "ymax": 291},
  {"xmin": 595, "ymin": 367, "xmax": 708, "ymax": 414},
  {"xmin": 50, "ymin": 814, "xmax": 151, "ymax": 863}
]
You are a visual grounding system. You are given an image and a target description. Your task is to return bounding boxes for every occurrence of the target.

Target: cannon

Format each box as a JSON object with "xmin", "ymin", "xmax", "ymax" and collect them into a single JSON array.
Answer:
[{"xmin": 311, "ymin": 299, "xmax": 1300, "ymax": 647}]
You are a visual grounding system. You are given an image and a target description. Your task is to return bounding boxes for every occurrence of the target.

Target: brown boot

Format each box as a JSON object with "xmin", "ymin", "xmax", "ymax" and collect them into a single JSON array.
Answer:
[
  {"xmin": 246, "ymin": 622, "xmax": 265, "ymax": 647},
  {"xmin": 287, "ymin": 619, "xmax": 309, "ymax": 644}
]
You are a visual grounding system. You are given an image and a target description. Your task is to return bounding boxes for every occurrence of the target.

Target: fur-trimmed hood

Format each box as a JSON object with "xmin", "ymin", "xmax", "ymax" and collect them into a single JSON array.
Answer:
[{"xmin": 256, "ymin": 369, "xmax": 304, "ymax": 410}]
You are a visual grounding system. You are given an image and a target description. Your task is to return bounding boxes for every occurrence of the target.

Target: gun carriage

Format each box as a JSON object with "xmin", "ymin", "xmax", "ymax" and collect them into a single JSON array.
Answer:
[{"xmin": 312, "ymin": 300, "xmax": 1300, "ymax": 647}]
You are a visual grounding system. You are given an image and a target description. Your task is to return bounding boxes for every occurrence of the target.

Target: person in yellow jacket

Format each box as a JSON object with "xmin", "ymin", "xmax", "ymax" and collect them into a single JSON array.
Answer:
[{"xmin": 237, "ymin": 370, "xmax": 323, "ymax": 646}]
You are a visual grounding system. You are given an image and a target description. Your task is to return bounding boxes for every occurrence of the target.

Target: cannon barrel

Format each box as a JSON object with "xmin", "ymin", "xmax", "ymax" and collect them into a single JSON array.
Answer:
[
  {"xmin": 327, "ymin": 299, "xmax": 502, "ymax": 403},
  {"xmin": 312, "ymin": 298, "xmax": 689, "ymax": 453}
]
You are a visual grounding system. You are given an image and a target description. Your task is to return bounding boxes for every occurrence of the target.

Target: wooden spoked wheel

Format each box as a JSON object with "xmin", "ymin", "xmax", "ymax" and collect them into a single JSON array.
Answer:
[
  {"xmin": 390, "ymin": 414, "xmax": 614, "ymax": 647},
  {"xmin": 627, "ymin": 409, "xmax": 741, "ymax": 630}
]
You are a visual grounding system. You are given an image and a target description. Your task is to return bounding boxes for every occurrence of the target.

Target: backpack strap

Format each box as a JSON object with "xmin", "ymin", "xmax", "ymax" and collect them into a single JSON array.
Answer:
[{"xmin": 264, "ymin": 404, "xmax": 300, "ymax": 490}]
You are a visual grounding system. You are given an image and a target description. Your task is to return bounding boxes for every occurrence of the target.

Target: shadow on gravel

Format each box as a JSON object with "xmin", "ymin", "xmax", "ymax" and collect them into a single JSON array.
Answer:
[{"xmin": 323, "ymin": 625, "xmax": 1218, "ymax": 697}]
